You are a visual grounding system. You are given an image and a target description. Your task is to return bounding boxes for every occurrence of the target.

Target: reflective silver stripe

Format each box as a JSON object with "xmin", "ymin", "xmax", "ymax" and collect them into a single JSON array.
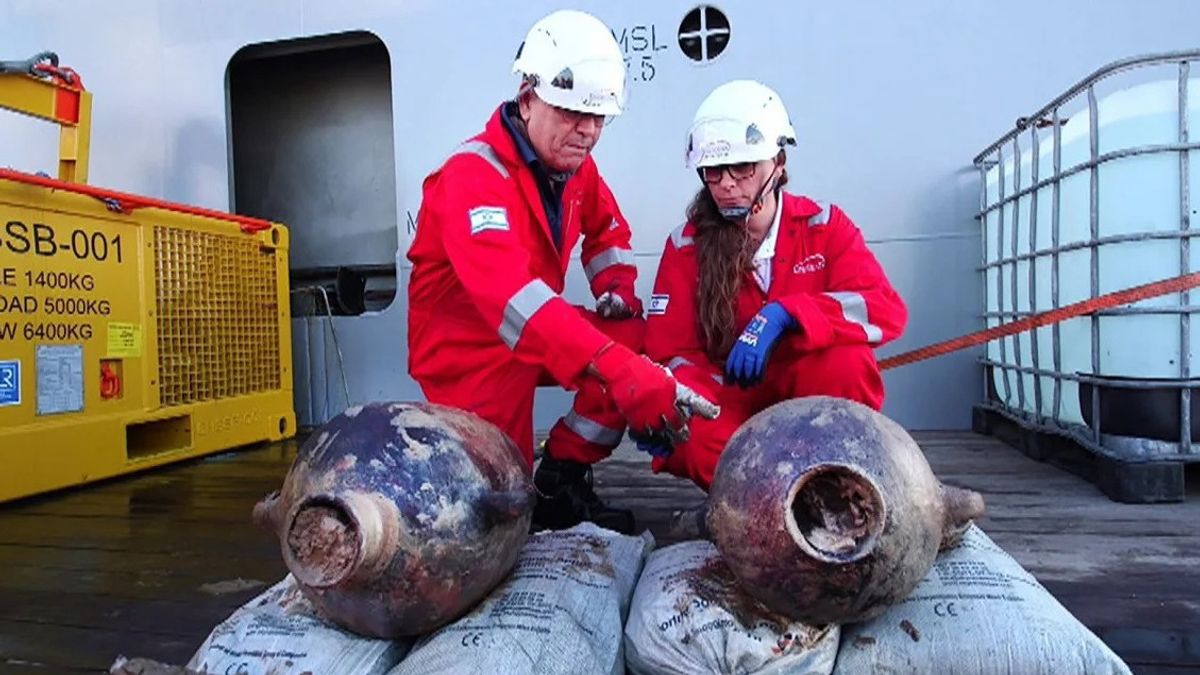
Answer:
[
  {"xmin": 499, "ymin": 280, "xmax": 556, "ymax": 349},
  {"xmin": 669, "ymin": 356, "xmax": 723, "ymax": 384},
  {"xmin": 667, "ymin": 356, "xmax": 693, "ymax": 371},
  {"xmin": 563, "ymin": 410, "xmax": 624, "ymax": 446},
  {"xmin": 584, "ymin": 246, "xmax": 635, "ymax": 282},
  {"xmin": 824, "ymin": 291, "xmax": 883, "ymax": 343},
  {"xmin": 451, "ymin": 140, "xmax": 509, "ymax": 179},
  {"xmin": 809, "ymin": 201, "xmax": 831, "ymax": 226},
  {"xmin": 670, "ymin": 223, "xmax": 694, "ymax": 248}
]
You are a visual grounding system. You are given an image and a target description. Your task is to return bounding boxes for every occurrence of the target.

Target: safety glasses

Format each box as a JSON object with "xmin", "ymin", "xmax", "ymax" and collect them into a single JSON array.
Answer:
[
  {"xmin": 549, "ymin": 104, "xmax": 609, "ymax": 129},
  {"xmin": 698, "ymin": 162, "xmax": 757, "ymax": 185}
]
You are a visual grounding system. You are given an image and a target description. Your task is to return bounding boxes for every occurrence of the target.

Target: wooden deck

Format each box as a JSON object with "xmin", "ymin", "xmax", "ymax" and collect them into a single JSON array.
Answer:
[{"xmin": 0, "ymin": 431, "xmax": 1195, "ymax": 674}]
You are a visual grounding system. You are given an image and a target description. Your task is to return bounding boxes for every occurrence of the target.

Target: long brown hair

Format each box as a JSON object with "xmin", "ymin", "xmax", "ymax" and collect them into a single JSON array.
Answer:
[{"xmin": 691, "ymin": 166, "xmax": 788, "ymax": 362}]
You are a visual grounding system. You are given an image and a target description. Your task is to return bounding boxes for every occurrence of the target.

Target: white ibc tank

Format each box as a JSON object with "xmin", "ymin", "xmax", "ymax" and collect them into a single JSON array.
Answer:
[{"xmin": 982, "ymin": 77, "xmax": 1200, "ymax": 425}]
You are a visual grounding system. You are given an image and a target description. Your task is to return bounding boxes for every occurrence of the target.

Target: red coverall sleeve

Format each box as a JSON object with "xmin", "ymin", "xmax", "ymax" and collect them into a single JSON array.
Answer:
[
  {"xmin": 644, "ymin": 229, "xmax": 723, "ymax": 400},
  {"xmin": 431, "ymin": 157, "xmax": 611, "ymax": 386},
  {"xmin": 776, "ymin": 205, "xmax": 908, "ymax": 351},
  {"xmin": 579, "ymin": 168, "xmax": 638, "ymax": 300}
]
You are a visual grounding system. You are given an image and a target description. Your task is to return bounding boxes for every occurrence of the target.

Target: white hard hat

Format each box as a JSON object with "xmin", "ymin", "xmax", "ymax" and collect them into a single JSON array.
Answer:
[
  {"xmin": 512, "ymin": 10, "xmax": 628, "ymax": 117},
  {"xmin": 685, "ymin": 80, "xmax": 797, "ymax": 168}
]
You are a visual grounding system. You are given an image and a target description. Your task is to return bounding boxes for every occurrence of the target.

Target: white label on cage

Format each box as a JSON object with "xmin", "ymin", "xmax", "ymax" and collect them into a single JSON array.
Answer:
[{"xmin": 36, "ymin": 344, "xmax": 84, "ymax": 415}]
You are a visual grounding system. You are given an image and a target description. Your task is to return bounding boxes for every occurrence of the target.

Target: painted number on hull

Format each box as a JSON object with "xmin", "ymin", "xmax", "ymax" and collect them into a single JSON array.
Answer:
[{"xmin": 611, "ymin": 25, "xmax": 669, "ymax": 83}]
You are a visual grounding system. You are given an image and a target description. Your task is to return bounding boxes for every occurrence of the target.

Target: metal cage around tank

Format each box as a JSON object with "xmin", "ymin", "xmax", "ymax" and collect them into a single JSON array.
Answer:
[
  {"xmin": 974, "ymin": 49, "xmax": 1200, "ymax": 469},
  {"xmin": 0, "ymin": 55, "xmax": 297, "ymax": 503}
]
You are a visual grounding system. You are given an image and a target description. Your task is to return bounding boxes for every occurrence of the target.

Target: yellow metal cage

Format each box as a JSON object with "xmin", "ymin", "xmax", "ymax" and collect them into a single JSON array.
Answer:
[{"xmin": 0, "ymin": 56, "xmax": 295, "ymax": 502}]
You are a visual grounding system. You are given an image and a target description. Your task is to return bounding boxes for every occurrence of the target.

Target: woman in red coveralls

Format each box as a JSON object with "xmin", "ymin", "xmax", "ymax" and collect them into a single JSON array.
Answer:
[{"xmin": 641, "ymin": 80, "xmax": 909, "ymax": 492}]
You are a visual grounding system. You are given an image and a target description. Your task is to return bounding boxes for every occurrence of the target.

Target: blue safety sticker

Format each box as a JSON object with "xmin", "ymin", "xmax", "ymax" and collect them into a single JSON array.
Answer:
[{"xmin": 0, "ymin": 359, "xmax": 20, "ymax": 407}]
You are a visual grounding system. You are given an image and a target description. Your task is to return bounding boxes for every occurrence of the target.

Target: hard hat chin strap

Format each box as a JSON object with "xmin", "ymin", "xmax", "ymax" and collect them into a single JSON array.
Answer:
[
  {"xmin": 718, "ymin": 205, "xmax": 752, "ymax": 220},
  {"xmin": 718, "ymin": 167, "xmax": 780, "ymax": 224}
]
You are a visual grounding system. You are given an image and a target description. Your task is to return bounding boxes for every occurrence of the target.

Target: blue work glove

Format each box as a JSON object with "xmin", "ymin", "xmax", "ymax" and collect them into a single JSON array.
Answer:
[
  {"xmin": 724, "ymin": 302, "xmax": 797, "ymax": 388},
  {"xmin": 635, "ymin": 435, "xmax": 674, "ymax": 458}
]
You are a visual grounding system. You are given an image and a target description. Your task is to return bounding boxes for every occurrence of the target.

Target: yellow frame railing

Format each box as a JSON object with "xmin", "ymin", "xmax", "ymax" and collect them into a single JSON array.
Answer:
[{"xmin": 0, "ymin": 53, "xmax": 93, "ymax": 183}]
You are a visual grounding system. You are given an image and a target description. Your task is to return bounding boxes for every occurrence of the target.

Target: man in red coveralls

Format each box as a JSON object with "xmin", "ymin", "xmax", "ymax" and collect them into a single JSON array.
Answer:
[
  {"xmin": 641, "ymin": 79, "xmax": 909, "ymax": 493},
  {"xmin": 407, "ymin": 10, "xmax": 717, "ymax": 535}
]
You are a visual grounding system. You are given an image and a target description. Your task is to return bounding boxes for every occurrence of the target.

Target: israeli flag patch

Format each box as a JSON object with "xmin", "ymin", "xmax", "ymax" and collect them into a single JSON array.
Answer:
[
  {"xmin": 469, "ymin": 206, "xmax": 509, "ymax": 235},
  {"xmin": 647, "ymin": 294, "xmax": 670, "ymax": 315}
]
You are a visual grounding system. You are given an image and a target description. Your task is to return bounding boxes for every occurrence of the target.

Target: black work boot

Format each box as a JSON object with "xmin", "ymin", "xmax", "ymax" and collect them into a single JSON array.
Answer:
[{"xmin": 531, "ymin": 454, "xmax": 636, "ymax": 535}]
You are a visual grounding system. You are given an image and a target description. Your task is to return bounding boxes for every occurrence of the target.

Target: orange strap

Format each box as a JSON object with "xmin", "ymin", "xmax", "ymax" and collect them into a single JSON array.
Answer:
[
  {"xmin": 0, "ymin": 168, "xmax": 272, "ymax": 234},
  {"xmin": 879, "ymin": 271, "xmax": 1200, "ymax": 370}
]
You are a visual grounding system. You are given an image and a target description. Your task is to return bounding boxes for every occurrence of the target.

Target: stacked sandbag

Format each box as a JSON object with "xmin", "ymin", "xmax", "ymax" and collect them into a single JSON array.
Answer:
[
  {"xmin": 187, "ymin": 575, "xmax": 410, "ymax": 675},
  {"xmin": 624, "ymin": 540, "xmax": 841, "ymax": 675},
  {"xmin": 390, "ymin": 522, "xmax": 651, "ymax": 675},
  {"xmin": 831, "ymin": 525, "xmax": 1133, "ymax": 675}
]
